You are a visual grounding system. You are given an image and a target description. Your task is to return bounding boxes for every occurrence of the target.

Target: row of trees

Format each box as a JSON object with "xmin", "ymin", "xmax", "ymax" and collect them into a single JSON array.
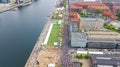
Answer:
[
  {"xmin": 82, "ymin": 5, "xmax": 103, "ymax": 16},
  {"xmin": 116, "ymin": 11, "xmax": 120, "ymax": 21},
  {"xmin": 76, "ymin": 54, "xmax": 90, "ymax": 59}
]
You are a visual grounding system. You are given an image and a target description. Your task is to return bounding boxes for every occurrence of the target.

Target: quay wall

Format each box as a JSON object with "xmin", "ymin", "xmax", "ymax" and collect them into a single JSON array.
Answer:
[{"xmin": 25, "ymin": 12, "xmax": 54, "ymax": 67}]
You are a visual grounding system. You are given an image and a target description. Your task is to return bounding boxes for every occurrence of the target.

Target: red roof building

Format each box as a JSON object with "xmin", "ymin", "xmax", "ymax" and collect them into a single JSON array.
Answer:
[
  {"xmin": 70, "ymin": 4, "xmax": 83, "ymax": 12},
  {"xmin": 70, "ymin": 12, "xmax": 80, "ymax": 28},
  {"xmin": 69, "ymin": 2, "xmax": 109, "ymax": 12},
  {"xmin": 102, "ymin": 10, "xmax": 118, "ymax": 20},
  {"xmin": 112, "ymin": 6, "xmax": 120, "ymax": 14}
]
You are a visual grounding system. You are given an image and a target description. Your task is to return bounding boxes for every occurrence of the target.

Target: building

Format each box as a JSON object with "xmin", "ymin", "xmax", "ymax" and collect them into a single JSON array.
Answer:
[
  {"xmin": 69, "ymin": 2, "xmax": 109, "ymax": 14},
  {"xmin": 0, "ymin": 0, "xmax": 10, "ymax": 3},
  {"xmin": 70, "ymin": 12, "xmax": 80, "ymax": 32},
  {"xmin": 70, "ymin": 4, "xmax": 83, "ymax": 12},
  {"xmin": 102, "ymin": 10, "xmax": 118, "ymax": 20},
  {"xmin": 112, "ymin": 6, "xmax": 120, "ymax": 15},
  {"xmin": 73, "ymin": 62, "xmax": 80, "ymax": 67},
  {"xmin": 110, "ymin": 21, "xmax": 120, "ymax": 29},
  {"xmin": 102, "ymin": 0, "xmax": 120, "ymax": 5},
  {"xmin": 87, "ymin": 31, "xmax": 120, "ymax": 43},
  {"xmin": 86, "ymin": 42, "xmax": 116, "ymax": 49},
  {"xmin": 91, "ymin": 54, "xmax": 120, "ymax": 67},
  {"xmin": 81, "ymin": 18, "xmax": 104, "ymax": 30},
  {"xmin": 71, "ymin": 31, "xmax": 120, "ymax": 48},
  {"xmin": 74, "ymin": 2, "xmax": 109, "ymax": 11},
  {"xmin": 71, "ymin": 32, "xmax": 87, "ymax": 47},
  {"xmin": 117, "ymin": 43, "xmax": 120, "ymax": 49},
  {"xmin": 69, "ymin": 0, "xmax": 102, "ymax": 4}
]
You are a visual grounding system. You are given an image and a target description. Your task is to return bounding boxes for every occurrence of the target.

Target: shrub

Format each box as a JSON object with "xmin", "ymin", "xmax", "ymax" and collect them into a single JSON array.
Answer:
[
  {"xmin": 76, "ymin": 54, "xmax": 90, "ymax": 59},
  {"xmin": 76, "ymin": 54, "xmax": 83, "ymax": 59},
  {"xmin": 83, "ymin": 54, "xmax": 90, "ymax": 59},
  {"xmin": 80, "ymin": 62, "xmax": 83, "ymax": 67}
]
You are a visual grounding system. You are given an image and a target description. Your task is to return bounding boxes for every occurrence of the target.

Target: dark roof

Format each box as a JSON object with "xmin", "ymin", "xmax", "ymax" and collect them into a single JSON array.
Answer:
[
  {"xmin": 91, "ymin": 54, "xmax": 120, "ymax": 66},
  {"xmin": 73, "ymin": 62, "xmax": 80, "ymax": 67},
  {"xmin": 117, "ymin": 43, "xmax": 120, "ymax": 49},
  {"xmin": 86, "ymin": 42, "xmax": 116, "ymax": 49}
]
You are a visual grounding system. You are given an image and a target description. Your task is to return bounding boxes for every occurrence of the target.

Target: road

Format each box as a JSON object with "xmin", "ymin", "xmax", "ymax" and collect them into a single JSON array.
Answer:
[{"xmin": 60, "ymin": 0, "xmax": 71, "ymax": 67}]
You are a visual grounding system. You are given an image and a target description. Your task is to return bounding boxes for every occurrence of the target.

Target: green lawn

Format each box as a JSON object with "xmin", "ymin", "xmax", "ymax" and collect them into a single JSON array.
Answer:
[
  {"xmin": 78, "ymin": 12, "xmax": 87, "ymax": 18},
  {"xmin": 47, "ymin": 23, "xmax": 61, "ymax": 46},
  {"xmin": 104, "ymin": 24, "xmax": 120, "ymax": 33}
]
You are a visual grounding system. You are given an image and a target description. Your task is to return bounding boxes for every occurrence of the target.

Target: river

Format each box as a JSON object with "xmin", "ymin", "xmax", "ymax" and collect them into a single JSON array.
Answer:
[{"xmin": 0, "ymin": 0, "xmax": 56, "ymax": 67}]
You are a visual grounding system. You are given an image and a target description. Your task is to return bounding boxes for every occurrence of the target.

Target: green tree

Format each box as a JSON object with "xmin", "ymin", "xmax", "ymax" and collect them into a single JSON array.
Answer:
[
  {"xmin": 116, "ymin": 11, "xmax": 120, "ymax": 21},
  {"xmin": 104, "ymin": 24, "xmax": 115, "ymax": 30},
  {"xmin": 96, "ymin": 9, "xmax": 103, "ymax": 14},
  {"xmin": 83, "ymin": 54, "xmax": 90, "ymax": 59},
  {"xmin": 80, "ymin": 62, "xmax": 83, "ymax": 67},
  {"xmin": 76, "ymin": 54, "xmax": 83, "ymax": 59},
  {"xmin": 116, "ymin": 11, "xmax": 120, "ymax": 17}
]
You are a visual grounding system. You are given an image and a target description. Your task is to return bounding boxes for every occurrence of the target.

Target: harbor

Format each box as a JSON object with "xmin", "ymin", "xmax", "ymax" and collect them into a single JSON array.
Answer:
[
  {"xmin": 0, "ymin": 0, "xmax": 57, "ymax": 67},
  {"xmin": 0, "ymin": 1, "xmax": 32, "ymax": 13}
]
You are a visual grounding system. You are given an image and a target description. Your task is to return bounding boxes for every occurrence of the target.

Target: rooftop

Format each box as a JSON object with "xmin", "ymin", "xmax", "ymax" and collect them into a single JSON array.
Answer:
[
  {"xmin": 71, "ymin": 32, "xmax": 87, "ymax": 47},
  {"xmin": 102, "ymin": 10, "xmax": 118, "ymax": 19},
  {"xmin": 86, "ymin": 42, "xmax": 116, "ymax": 49},
  {"xmin": 112, "ymin": 6, "xmax": 120, "ymax": 10},
  {"xmin": 70, "ymin": 4, "xmax": 83, "ymax": 10},
  {"xmin": 69, "ymin": 2, "xmax": 109, "ymax": 11},
  {"xmin": 91, "ymin": 54, "xmax": 120, "ymax": 66},
  {"xmin": 70, "ymin": 12, "xmax": 80, "ymax": 22},
  {"xmin": 73, "ymin": 62, "xmax": 80, "ymax": 67}
]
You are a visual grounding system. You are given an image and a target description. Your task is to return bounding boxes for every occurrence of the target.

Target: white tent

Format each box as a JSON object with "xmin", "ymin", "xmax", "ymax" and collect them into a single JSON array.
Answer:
[{"xmin": 48, "ymin": 64, "xmax": 55, "ymax": 67}]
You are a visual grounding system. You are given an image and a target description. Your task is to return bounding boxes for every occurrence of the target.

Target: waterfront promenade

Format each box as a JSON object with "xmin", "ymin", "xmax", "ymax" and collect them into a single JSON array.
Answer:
[
  {"xmin": 25, "ymin": 12, "xmax": 53, "ymax": 67},
  {"xmin": 25, "ymin": 0, "xmax": 59, "ymax": 66}
]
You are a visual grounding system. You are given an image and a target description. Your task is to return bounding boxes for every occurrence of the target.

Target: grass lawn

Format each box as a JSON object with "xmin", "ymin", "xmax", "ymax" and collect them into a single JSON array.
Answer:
[
  {"xmin": 47, "ymin": 23, "xmax": 61, "ymax": 46},
  {"xmin": 78, "ymin": 12, "xmax": 87, "ymax": 18},
  {"xmin": 104, "ymin": 24, "xmax": 120, "ymax": 33}
]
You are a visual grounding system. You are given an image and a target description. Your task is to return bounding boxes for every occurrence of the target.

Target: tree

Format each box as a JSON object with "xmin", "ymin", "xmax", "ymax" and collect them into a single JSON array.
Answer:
[
  {"xmin": 83, "ymin": 54, "xmax": 90, "ymax": 59},
  {"xmin": 104, "ymin": 24, "xmax": 115, "ymax": 30},
  {"xmin": 96, "ymin": 9, "xmax": 103, "ymax": 16},
  {"xmin": 76, "ymin": 54, "xmax": 83, "ymax": 59},
  {"xmin": 83, "ymin": 5, "xmax": 88, "ymax": 16},
  {"xmin": 116, "ymin": 11, "xmax": 120, "ymax": 21},
  {"xmin": 116, "ymin": 11, "xmax": 120, "ymax": 17},
  {"xmin": 80, "ymin": 62, "xmax": 83, "ymax": 67}
]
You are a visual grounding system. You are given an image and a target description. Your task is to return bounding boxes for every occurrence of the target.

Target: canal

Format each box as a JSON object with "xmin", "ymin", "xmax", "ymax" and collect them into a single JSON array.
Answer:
[{"xmin": 0, "ymin": 0, "xmax": 56, "ymax": 67}]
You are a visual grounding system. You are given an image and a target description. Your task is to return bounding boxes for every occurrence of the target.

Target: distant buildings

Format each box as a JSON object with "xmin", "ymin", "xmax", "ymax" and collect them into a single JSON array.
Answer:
[
  {"xmin": 69, "ymin": 0, "xmax": 102, "ymax": 4},
  {"xmin": 112, "ymin": 6, "xmax": 120, "ymax": 15},
  {"xmin": 102, "ymin": 10, "xmax": 118, "ymax": 20},
  {"xmin": 0, "ymin": 0, "xmax": 10, "ymax": 3},
  {"xmin": 69, "ymin": 2, "xmax": 109, "ymax": 12},
  {"xmin": 91, "ymin": 54, "xmax": 120, "ymax": 67},
  {"xmin": 71, "ymin": 31, "xmax": 120, "ymax": 48}
]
